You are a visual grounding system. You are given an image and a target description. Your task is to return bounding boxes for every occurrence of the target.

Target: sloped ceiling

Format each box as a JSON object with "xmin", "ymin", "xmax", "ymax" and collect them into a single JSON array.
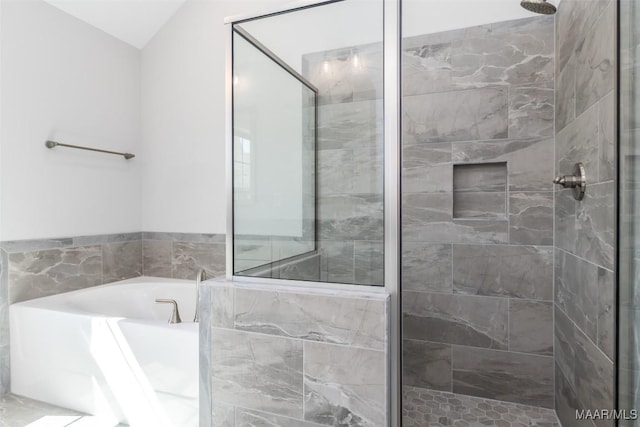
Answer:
[{"xmin": 42, "ymin": 0, "xmax": 187, "ymax": 49}]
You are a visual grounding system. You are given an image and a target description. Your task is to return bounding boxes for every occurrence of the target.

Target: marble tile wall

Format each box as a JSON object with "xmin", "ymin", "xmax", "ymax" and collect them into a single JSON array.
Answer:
[
  {"xmin": 203, "ymin": 280, "xmax": 389, "ymax": 427},
  {"xmin": 554, "ymin": 1, "xmax": 616, "ymax": 426},
  {"xmin": 303, "ymin": 43, "xmax": 385, "ymax": 286},
  {"xmin": 401, "ymin": 15, "xmax": 556, "ymax": 411},
  {"xmin": 142, "ymin": 232, "xmax": 225, "ymax": 280}
]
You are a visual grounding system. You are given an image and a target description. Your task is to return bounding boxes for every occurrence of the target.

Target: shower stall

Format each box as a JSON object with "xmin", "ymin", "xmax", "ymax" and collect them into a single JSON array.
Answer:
[{"xmin": 209, "ymin": 0, "xmax": 619, "ymax": 426}]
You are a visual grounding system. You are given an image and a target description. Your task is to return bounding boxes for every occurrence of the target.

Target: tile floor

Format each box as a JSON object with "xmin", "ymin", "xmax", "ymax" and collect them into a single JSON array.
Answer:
[
  {"xmin": 3, "ymin": 389, "xmax": 561, "ymax": 427},
  {"xmin": 403, "ymin": 386, "xmax": 560, "ymax": 427},
  {"xmin": 0, "ymin": 394, "xmax": 127, "ymax": 427}
]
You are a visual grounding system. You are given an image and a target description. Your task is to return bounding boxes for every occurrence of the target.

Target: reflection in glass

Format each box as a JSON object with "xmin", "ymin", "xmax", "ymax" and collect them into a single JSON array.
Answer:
[{"xmin": 232, "ymin": 1, "xmax": 384, "ymax": 285}]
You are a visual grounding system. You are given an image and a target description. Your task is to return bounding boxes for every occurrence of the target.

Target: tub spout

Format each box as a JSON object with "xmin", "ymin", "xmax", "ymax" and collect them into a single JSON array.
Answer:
[
  {"xmin": 155, "ymin": 299, "xmax": 182, "ymax": 324},
  {"xmin": 194, "ymin": 269, "xmax": 206, "ymax": 323}
]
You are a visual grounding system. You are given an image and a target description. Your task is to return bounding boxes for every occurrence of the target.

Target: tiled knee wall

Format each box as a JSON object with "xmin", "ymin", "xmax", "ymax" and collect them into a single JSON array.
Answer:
[
  {"xmin": 201, "ymin": 281, "xmax": 389, "ymax": 427},
  {"xmin": 401, "ymin": 15, "xmax": 556, "ymax": 408},
  {"xmin": 0, "ymin": 231, "xmax": 227, "ymax": 395}
]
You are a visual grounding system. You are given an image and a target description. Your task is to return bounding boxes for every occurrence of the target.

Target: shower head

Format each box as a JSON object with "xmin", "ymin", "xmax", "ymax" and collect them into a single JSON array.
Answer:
[{"xmin": 520, "ymin": 0, "xmax": 557, "ymax": 15}]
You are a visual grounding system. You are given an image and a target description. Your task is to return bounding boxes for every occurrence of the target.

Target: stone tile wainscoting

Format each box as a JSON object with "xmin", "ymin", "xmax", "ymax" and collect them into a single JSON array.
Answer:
[
  {"xmin": 554, "ymin": 1, "xmax": 616, "ymax": 426},
  {"xmin": 0, "ymin": 231, "xmax": 226, "ymax": 395},
  {"xmin": 302, "ymin": 43, "xmax": 385, "ymax": 286},
  {"xmin": 201, "ymin": 280, "xmax": 389, "ymax": 427},
  {"xmin": 401, "ymin": 14, "xmax": 556, "ymax": 412}
]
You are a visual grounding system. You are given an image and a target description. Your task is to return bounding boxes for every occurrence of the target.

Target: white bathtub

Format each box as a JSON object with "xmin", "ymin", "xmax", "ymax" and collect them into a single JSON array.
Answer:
[{"xmin": 10, "ymin": 277, "xmax": 199, "ymax": 427}]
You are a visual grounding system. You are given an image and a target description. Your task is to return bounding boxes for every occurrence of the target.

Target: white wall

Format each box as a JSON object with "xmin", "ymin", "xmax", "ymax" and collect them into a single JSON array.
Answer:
[
  {"xmin": 0, "ymin": 0, "xmax": 141, "ymax": 241},
  {"xmin": 140, "ymin": 0, "xmax": 285, "ymax": 234}
]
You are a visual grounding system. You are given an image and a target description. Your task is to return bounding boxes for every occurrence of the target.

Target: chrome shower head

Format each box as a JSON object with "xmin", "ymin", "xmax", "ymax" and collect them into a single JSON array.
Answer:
[{"xmin": 520, "ymin": 0, "xmax": 557, "ymax": 15}]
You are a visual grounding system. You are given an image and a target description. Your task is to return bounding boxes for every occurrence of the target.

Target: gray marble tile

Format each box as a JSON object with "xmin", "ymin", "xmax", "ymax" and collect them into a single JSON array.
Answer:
[
  {"xmin": 402, "ymin": 42, "xmax": 452, "ymax": 96},
  {"xmin": 555, "ymin": 54, "xmax": 576, "ymax": 133},
  {"xmin": 574, "ymin": 319, "xmax": 615, "ymax": 427},
  {"xmin": 200, "ymin": 284, "xmax": 213, "ymax": 427},
  {"xmin": 508, "ymin": 83, "xmax": 554, "ymax": 139},
  {"xmin": 234, "ymin": 288, "xmax": 386, "ymax": 350},
  {"xmin": 319, "ymin": 195, "xmax": 383, "ymax": 242},
  {"xmin": 8, "ymin": 245, "xmax": 102, "ymax": 304},
  {"xmin": 0, "ymin": 251, "xmax": 7, "ymax": 394},
  {"xmin": 316, "ymin": 100, "xmax": 383, "ymax": 150},
  {"xmin": 353, "ymin": 146, "xmax": 383, "ymax": 195},
  {"xmin": 319, "ymin": 241, "xmax": 354, "ymax": 284},
  {"xmin": 211, "ymin": 328, "xmax": 303, "ymax": 418},
  {"xmin": 403, "ymin": 25, "xmax": 492, "ymax": 49},
  {"xmin": 453, "ymin": 244, "xmax": 553, "ymax": 300},
  {"xmin": 143, "ymin": 239, "xmax": 172, "ymax": 278},
  {"xmin": 402, "ymin": 192, "xmax": 509, "ymax": 244},
  {"xmin": 555, "ymin": 363, "xmax": 588, "ymax": 427},
  {"xmin": 509, "ymin": 191, "xmax": 554, "ymax": 245},
  {"xmin": 555, "ymin": 188, "xmax": 578, "ymax": 254},
  {"xmin": 103, "ymin": 240, "xmax": 142, "ymax": 283},
  {"xmin": 556, "ymin": 0, "xmax": 610, "ymax": 74},
  {"xmin": 277, "ymin": 254, "xmax": 321, "ymax": 282},
  {"xmin": 318, "ymin": 148, "xmax": 354, "ymax": 196},
  {"xmin": 0, "ymin": 394, "xmax": 85, "ymax": 427},
  {"xmin": 303, "ymin": 43, "xmax": 383, "ymax": 105},
  {"xmin": 575, "ymin": 2, "xmax": 615, "ymax": 116},
  {"xmin": 0, "ymin": 238, "xmax": 73, "ymax": 253},
  {"xmin": 402, "ymin": 339, "xmax": 451, "ymax": 392},
  {"xmin": 491, "ymin": 15, "xmax": 555, "ymax": 36},
  {"xmin": 303, "ymin": 341, "xmax": 386, "ymax": 427},
  {"xmin": 556, "ymin": 93, "xmax": 599, "ymax": 184},
  {"xmin": 555, "ymin": 304, "xmax": 577, "ymax": 389},
  {"xmin": 509, "ymin": 300, "xmax": 553, "ymax": 356},
  {"xmin": 403, "ymin": 87, "xmax": 508, "ymax": 144},
  {"xmin": 452, "ymin": 138, "xmax": 554, "ymax": 192},
  {"xmin": 598, "ymin": 267, "xmax": 615, "ymax": 361},
  {"xmin": 575, "ymin": 181, "xmax": 615, "ymax": 270},
  {"xmin": 234, "ymin": 237, "xmax": 272, "ymax": 265},
  {"xmin": 236, "ymin": 407, "xmax": 324, "ymax": 427},
  {"xmin": 354, "ymin": 241, "xmax": 384, "ymax": 286},
  {"xmin": 72, "ymin": 232, "xmax": 142, "ymax": 246},
  {"xmin": 555, "ymin": 249, "xmax": 599, "ymax": 343},
  {"xmin": 212, "ymin": 401, "xmax": 234, "ymax": 427},
  {"xmin": 451, "ymin": 345, "xmax": 554, "ymax": 408},
  {"xmin": 403, "ymin": 385, "xmax": 559, "ymax": 427},
  {"xmin": 211, "ymin": 284, "xmax": 234, "ymax": 329},
  {"xmin": 143, "ymin": 231, "xmax": 226, "ymax": 243},
  {"xmin": 402, "ymin": 242, "xmax": 452, "ymax": 293},
  {"xmin": 172, "ymin": 242, "xmax": 226, "ymax": 280},
  {"xmin": 452, "ymin": 162, "xmax": 506, "ymax": 193},
  {"xmin": 403, "ymin": 291, "xmax": 508, "ymax": 350},
  {"xmin": 451, "ymin": 19, "xmax": 554, "ymax": 88},
  {"xmin": 452, "ymin": 192, "xmax": 506, "ymax": 219},
  {"xmin": 598, "ymin": 91, "xmax": 616, "ymax": 182},
  {"xmin": 402, "ymin": 143, "xmax": 452, "ymax": 194}
]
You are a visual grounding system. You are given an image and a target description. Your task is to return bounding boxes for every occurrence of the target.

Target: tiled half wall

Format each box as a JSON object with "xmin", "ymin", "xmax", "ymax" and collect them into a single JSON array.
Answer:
[{"xmin": 200, "ymin": 280, "xmax": 389, "ymax": 427}]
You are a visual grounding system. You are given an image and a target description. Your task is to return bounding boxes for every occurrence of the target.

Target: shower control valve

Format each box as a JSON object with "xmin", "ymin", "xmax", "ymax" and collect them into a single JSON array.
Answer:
[{"xmin": 553, "ymin": 162, "xmax": 586, "ymax": 201}]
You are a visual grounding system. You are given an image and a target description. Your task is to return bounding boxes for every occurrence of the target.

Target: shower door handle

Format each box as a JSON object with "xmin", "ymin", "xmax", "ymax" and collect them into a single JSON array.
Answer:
[{"xmin": 553, "ymin": 162, "xmax": 586, "ymax": 201}]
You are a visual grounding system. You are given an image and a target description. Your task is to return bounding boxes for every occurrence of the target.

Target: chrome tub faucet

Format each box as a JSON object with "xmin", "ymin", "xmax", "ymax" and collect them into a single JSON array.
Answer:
[
  {"xmin": 193, "ymin": 269, "xmax": 206, "ymax": 323},
  {"xmin": 155, "ymin": 299, "xmax": 182, "ymax": 324}
]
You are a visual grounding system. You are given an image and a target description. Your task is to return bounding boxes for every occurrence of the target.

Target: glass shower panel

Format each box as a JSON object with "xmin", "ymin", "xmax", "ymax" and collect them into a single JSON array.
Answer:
[
  {"xmin": 232, "ymin": 1, "xmax": 384, "ymax": 286},
  {"xmin": 233, "ymin": 30, "xmax": 316, "ymax": 274},
  {"xmin": 620, "ymin": 0, "xmax": 640, "ymax": 420}
]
